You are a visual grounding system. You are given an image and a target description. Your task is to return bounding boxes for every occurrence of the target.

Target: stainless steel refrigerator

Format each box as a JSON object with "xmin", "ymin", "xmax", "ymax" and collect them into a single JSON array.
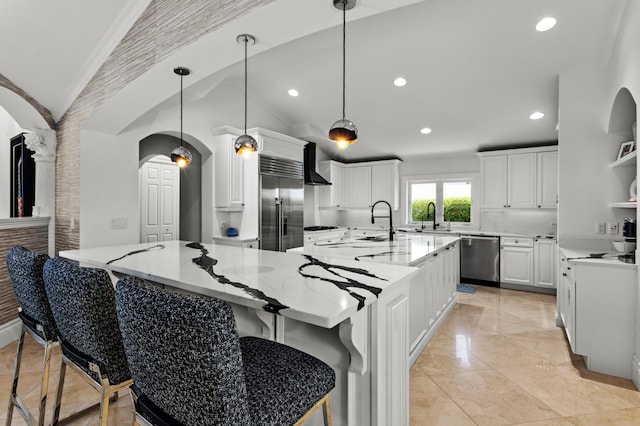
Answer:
[{"xmin": 259, "ymin": 155, "xmax": 304, "ymax": 251}]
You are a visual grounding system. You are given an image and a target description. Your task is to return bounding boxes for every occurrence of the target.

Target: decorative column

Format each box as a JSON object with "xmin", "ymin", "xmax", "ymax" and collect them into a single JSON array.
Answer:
[{"xmin": 24, "ymin": 128, "xmax": 56, "ymax": 255}]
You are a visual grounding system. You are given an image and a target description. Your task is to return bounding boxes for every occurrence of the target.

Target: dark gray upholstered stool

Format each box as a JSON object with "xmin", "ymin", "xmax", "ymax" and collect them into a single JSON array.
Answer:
[
  {"xmin": 42, "ymin": 257, "xmax": 133, "ymax": 426},
  {"xmin": 115, "ymin": 277, "xmax": 335, "ymax": 426},
  {"xmin": 5, "ymin": 246, "xmax": 57, "ymax": 426}
]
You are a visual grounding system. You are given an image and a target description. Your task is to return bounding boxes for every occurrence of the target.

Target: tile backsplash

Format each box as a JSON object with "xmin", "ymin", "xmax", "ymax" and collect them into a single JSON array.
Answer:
[{"xmin": 480, "ymin": 209, "xmax": 557, "ymax": 235}]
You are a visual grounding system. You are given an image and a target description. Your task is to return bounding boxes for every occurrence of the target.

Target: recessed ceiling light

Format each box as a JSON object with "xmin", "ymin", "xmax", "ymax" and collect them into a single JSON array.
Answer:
[
  {"xmin": 536, "ymin": 17, "xmax": 556, "ymax": 32},
  {"xmin": 530, "ymin": 112, "xmax": 545, "ymax": 120},
  {"xmin": 394, "ymin": 77, "xmax": 407, "ymax": 87},
  {"xmin": 420, "ymin": 127, "xmax": 432, "ymax": 134},
  {"xmin": 288, "ymin": 89, "xmax": 299, "ymax": 97}
]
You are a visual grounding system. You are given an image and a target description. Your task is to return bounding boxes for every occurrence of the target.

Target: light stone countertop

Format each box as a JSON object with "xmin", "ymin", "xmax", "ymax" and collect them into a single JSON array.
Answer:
[
  {"xmin": 60, "ymin": 240, "xmax": 418, "ymax": 329},
  {"xmin": 290, "ymin": 234, "xmax": 460, "ymax": 267},
  {"xmin": 558, "ymin": 246, "xmax": 637, "ymax": 269}
]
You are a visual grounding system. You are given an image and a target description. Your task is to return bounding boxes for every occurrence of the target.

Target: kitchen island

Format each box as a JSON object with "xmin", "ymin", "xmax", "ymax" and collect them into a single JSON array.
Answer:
[
  {"xmin": 291, "ymin": 233, "xmax": 460, "ymax": 364},
  {"xmin": 60, "ymin": 240, "xmax": 419, "ymax": 426}
]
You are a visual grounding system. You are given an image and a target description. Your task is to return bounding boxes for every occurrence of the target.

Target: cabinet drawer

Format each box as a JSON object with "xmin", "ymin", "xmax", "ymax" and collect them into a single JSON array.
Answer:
[
  {"xmin": 559, "ymin": 255, "xmax": 575, "ymax": 283},
  {"xmin": 501, "ymin": 237, "xmax": 533, "ymax": 247},
  {"xmin": 304, "ymin": 234, "xmax": 317, "ymax": 244}
]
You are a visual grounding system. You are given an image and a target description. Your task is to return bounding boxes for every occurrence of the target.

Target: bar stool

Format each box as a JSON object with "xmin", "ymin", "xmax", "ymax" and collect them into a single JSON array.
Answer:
[
  {"xmin": 115, "ymin": 277, "xmax": 335, "ymax": 426},
  {"xmin": 42, "ymin": 257, "xmax": 133, "ymax": 426},
  {"xmin": 5, "ymin": 246, "xmax": 57, "ymax": 426}
]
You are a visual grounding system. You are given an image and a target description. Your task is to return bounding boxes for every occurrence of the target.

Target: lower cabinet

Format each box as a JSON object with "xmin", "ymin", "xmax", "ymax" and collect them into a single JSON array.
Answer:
[
  {"xmin": 534, "ymin": 238, "xmax": 556, "ymax": 288},
  {"xmin": 501, "ymin": 238, "xmax": 533, "ymax": 286},
  {"xmin": 558, "ymin": 252, "xmax": 636, "ymax": 379},
  {"xmin": 409, "ymin": 241, "xmax": 459, "ymax": 365}
]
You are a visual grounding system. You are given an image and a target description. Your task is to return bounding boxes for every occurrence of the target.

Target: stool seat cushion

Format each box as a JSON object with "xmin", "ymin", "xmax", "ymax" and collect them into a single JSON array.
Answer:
[{"xmin": 241, "ymin": 336, "xmax": 335, "ymax": 425}]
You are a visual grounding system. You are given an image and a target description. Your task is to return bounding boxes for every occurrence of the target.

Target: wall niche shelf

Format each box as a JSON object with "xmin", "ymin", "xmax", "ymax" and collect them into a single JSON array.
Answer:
[
  {"xmin": 608, "ymin": 149, "xmax": 637, "ymax": 168},
  {"xmin": 610, "ymin": 201, "xmax": 637, "ymax": 208}
]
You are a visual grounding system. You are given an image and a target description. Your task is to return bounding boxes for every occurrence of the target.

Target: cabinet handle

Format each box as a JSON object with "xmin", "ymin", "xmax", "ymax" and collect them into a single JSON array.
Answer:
[
  {"xmin": 537, "ymin": 205, "xmax": 541, "ymax": 208},
  {"xmin": 567, "ymin": 266, "xmax": 571, "ymax": 270},
  {"xmin": 562, "ymin": 273, "xmax": 567, "ymax": 277}
]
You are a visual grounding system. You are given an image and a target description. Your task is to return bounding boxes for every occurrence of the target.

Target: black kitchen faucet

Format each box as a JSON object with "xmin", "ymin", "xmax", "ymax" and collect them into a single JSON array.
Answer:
[{"xmin": 371, "ymin": 200, "xmax": 394, "ymax": 241}]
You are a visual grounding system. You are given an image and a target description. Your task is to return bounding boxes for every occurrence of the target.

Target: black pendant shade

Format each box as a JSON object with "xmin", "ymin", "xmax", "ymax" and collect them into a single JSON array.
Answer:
[{"xmin": 172, "ymin": 66, "xmax": 192, "ymax": 168}]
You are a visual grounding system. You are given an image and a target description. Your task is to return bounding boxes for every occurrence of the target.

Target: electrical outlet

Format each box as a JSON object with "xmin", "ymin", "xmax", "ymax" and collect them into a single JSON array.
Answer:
[
  {"xmin": 595, "ymin": 222, "xmax": 606, "ymax": 234},
  {"xmin": 110, "ymin": 217, "xmax": 128, "ymax": 229},
  {"xmin": 608, "ymin": 222, "xmax": 619, "ymax": 234}
]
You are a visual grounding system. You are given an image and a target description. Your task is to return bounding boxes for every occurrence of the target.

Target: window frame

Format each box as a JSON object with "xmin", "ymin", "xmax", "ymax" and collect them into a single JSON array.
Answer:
[{"xmin": 403, "ymin": 172, "xmax": 479, "ymax": 229}]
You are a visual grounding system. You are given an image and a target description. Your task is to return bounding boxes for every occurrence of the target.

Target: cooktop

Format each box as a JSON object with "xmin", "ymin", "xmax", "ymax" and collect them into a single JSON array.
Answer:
[{"xmin": 304, "ymin": 226, "xmax": 338, "ymax": 232}]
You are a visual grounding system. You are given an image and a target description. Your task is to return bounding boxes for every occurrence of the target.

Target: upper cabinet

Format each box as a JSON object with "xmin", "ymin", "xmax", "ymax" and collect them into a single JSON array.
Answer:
[
  {"xmin": 478, "ymin": 146, "xmax": 558, "ymax": 209},
  {"xmin": 318, "ymin": 161, "xmax": 345, "ymax": 208},
  {"xmin": 213, "ymin": 133, "xmax": 245, "ymax": 211},
  {"xmin": 319, "ymin": 159, "xmax": 401, "ymax": 210},
  {"xmin": 212, "ymin": 127, "xmax": 306, "ymax": 211}
]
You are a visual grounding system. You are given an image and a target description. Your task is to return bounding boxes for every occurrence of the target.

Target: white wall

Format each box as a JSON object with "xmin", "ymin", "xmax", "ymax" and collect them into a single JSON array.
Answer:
[
  {"xmin": 0, "ymin": 106, "xmax": 23, "ymax": 218},
  {"xmin": 79, "ymin": 81, "xmax": 289, "ymax": 248}
]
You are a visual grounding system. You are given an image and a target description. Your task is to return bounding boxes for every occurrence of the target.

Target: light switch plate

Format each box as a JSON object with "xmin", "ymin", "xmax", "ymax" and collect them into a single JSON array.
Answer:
[{"xmin": 595, "ymin": 222, "xmax": 606, "ymax": 234}]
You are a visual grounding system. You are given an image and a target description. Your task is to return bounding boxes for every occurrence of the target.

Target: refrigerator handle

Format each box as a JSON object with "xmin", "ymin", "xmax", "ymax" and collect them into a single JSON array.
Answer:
[{"xmin": 276, "ymin": 199, "xmax": 283, "ymax": 251}]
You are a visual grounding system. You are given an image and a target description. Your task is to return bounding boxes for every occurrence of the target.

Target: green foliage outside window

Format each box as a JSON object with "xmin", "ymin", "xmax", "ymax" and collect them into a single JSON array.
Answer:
[{"xmin": 411, "ymin": 197, "xmax": 471, "ymax": 223}]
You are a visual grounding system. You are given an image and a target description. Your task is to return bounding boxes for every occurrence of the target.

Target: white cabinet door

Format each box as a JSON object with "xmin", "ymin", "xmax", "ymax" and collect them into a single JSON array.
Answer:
[
  {"xmin": 534, "ymin": 239, "xmax": 556, "ymax": 288},
  {"xmin": 507, "ymin": 153, "xmax": 536, "ymax": 208},
  {"xmin": 215, "ymin": 134, "xmax": 244, "ymax": 210},
  {"xmin": 480, "ymin": 155, "xmax": 507, "ymax": 208},
  {"xmin": 344, "ymin": 166, "xmax": 372, "ymax": 208},
  {"xmin": 371, "ymin": 163, "xmax": 398, "ymax": 209},
  {"xmin": 500, "ymin": 246, "xmax": 533, "ymax": 285},
  {"xmin": 537, "ymin": 151, "xmax": 558, "ymax": 208},
  {"xmin": 319, "ymin": 161, "xmax": 344, "ymax": 208}
]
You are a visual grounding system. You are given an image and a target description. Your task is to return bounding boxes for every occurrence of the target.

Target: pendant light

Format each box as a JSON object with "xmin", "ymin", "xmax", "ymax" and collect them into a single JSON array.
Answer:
[
  {"xmin": 235, "ymin": 34, "xmax": 258, "ymax": 157},
  {"xmin": 171, "ymin": 66, "xmax": 192, "ymax": 168},
  {"xmin": 329, "ymin": 0, "xmax": 358, "ymax": 150}
]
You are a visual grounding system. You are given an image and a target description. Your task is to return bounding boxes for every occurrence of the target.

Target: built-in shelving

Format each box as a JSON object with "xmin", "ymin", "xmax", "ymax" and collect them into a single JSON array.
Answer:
[
  {"xmin": 610, "ymin": 201, "xmax": 637, "ymax": 208},
  {"xmin": 608, "ymin": 149, "xmax": 637, "ymax": 168}
]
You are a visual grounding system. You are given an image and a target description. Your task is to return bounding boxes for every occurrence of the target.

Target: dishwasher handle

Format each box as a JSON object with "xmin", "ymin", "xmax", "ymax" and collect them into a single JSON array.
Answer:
[{"xmin": 461, "ymin": 235, "xmax": 500, "ymax": 241}]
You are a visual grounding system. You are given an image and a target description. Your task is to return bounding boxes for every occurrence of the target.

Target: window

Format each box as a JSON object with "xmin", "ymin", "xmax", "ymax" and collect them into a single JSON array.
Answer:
[{"xmin": 408, "ymin": 177, "xmax": 474, "ymax": 226}]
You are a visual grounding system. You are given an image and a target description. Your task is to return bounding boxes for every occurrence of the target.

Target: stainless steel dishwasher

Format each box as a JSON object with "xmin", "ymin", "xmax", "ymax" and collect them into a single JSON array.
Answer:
[{"xmin": 460, "ymin": 235, "xmax": 500, "ymax": 286}]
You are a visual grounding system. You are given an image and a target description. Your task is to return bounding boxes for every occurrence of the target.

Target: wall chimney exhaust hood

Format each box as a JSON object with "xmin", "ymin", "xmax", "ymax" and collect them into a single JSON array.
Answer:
[{"xmin": 303, "ymin": 142, "xmax": 332, "ymax": 186}]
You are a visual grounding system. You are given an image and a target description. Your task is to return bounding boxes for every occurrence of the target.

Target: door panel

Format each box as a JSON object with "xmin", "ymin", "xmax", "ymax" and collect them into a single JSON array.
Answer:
[
  {"xmin": 279, "ymin": 177, "xmax": 304, "ymax": 250},
  {"xmin": 140, "ymin": 157, "xmax": 180, "ymax": 243}
]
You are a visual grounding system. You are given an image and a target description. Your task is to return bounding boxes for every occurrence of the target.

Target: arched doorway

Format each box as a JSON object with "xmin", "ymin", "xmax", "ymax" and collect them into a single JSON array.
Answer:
[{"xmin": 139, "ymin": 134, "xmax": 202, "ymax": 242}]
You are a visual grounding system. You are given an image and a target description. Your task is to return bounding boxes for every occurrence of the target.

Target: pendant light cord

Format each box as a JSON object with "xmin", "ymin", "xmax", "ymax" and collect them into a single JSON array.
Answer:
[
  {"xmin": 244, "ymin": 36, "xmax": 248, "ymax": 134},
  {"xmin": 180, "ymin": 73, "xmax": 184, "ymax": 146},
  {"xmin": 342, "ymin": 2, "xmax": 346, "ymax": 120}
]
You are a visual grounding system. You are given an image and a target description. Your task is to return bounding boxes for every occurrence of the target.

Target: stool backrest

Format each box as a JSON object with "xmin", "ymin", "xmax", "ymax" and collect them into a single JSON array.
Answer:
[
  {"xmin": 115, "ymin": 277, "xmax": 251, "ymax": 425},
  {"xmin": 42, "ymin": 257, "xmax": 130, "ymax": 385},
  {"xmin": 6, "ymin": 246, "xmax": 56, "ymax": 340}
]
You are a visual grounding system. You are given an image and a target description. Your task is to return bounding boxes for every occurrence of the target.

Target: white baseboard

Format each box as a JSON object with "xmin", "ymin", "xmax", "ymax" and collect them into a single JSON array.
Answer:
[
  {"xmin": 0, "ymin": 319, "xmax": 22, "ymax": 349},
  {"xmin": 632, "ymin": 354, "xmax": 640, "ymax": 391}
]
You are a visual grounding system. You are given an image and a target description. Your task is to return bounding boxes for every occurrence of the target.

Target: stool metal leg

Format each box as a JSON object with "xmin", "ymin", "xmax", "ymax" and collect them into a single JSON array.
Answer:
[
  {"xmin": 322, "ymin": 397, "xmax": 332, "ymax": 426},
  {"xmin": 5, "ymin": 327, "xmax": 25, "ymax": 426},
  {"xmin": 294, "ymin": 394, "xmax": 332, "ymax": 426},
  {"xmin": 6, "ymin": 325, "xmax": 57, "ymax": 426}
]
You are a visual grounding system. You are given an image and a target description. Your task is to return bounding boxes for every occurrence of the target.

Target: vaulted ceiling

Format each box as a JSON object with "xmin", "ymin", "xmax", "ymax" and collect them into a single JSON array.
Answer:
[{"xmin": 0, "ymin": 0, "xmax": 627, "ymax": 161}]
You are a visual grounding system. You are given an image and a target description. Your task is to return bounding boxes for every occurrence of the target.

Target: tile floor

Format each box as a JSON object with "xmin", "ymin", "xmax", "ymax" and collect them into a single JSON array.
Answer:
[
  {"xmin": 410, "ymin": 285, "xmax": 640, "ymax": 425},
  {"xmin": 1, "ymin": 285, "xmax": 639, "ymax": 425}
]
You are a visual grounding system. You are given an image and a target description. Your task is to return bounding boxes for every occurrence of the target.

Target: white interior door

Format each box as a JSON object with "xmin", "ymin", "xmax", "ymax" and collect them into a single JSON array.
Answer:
[{"xmin": 140, "ymin": 156, "xmax": 180, "ymax": 243}]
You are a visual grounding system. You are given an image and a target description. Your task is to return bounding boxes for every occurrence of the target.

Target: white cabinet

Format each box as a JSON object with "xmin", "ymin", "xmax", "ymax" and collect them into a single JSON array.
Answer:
[
  {"xmin": 537, "ymin": 151, "xmax": 558, "ymax": 208},
  {"xmin": 371, "ymin": 162, "xmax": 401, "ymax": 210},
  {"xmin": 320, "ymin": 159, "xmax": 401, "ymax": 209},
  {"xmin": 343, "ymin": 166, "xmax": 372, "ymax": 208},
  {"xmin": 500, "ymin": 237, "xmax": 533, "ymax": 285},
  {"xmin": 214, "ymin": 134, "xmax": 244, "ymax": 211},
  {"xmin": 479, "ymin": 147, "xmax": 557, "ymax": 209},
  {"xmin": 534, "ymin": 238, "xmax": 556, "ymax": 288},
  {"xmin": 480, "ymin": 155, "xmax": 507, "ymax": 208},
  {"xmin": 507, "ymin": 154, "xmax": 536, "ymax": 208},
  {"xmin": 318, "ymin": 161, "xmax": 345, "ymax": 208},
  {"xmin": 408, "ymin": 241, "xmax": 459, "ymax": 365},
  {"xmin": 304, "ymin": 229, "xmax": 348, "ymax": 246},
  {"xmin": 558, "ymin": 252, "xmax": 637, "ymax": 379}
]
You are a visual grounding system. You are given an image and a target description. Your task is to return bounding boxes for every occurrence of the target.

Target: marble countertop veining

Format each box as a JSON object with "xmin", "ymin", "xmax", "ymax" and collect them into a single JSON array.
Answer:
[
  {"xmin": 290, "ymin": 234, "xmax": 460, "ymax": 267},
  {"xmin": 60, "ymin": 240, "xmax": 418, "ymax": 329}
]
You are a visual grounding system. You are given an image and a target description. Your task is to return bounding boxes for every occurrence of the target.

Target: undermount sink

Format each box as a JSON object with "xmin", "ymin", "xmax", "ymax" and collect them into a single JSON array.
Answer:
[{"xmin": 357, "ymin": 235, "xmax": 389, "ymax": 241}]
